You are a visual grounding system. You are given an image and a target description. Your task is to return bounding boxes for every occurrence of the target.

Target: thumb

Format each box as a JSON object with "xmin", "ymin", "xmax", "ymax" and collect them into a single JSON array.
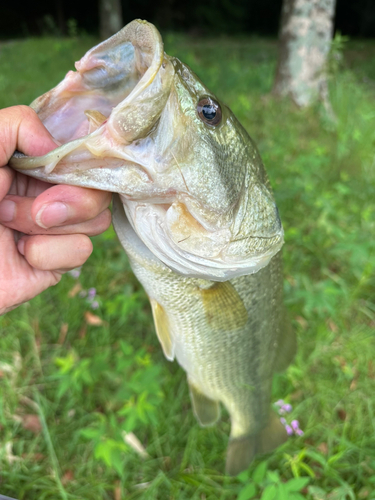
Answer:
[{"xmin": 0, "ymin": 105, "xmax": 58, "ymax": 167}]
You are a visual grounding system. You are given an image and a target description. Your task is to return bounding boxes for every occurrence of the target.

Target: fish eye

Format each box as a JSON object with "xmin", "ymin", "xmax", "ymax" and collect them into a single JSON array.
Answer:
[{"xmin": 197, "ymin": 98, "xmax": 222, "ymax": 126}]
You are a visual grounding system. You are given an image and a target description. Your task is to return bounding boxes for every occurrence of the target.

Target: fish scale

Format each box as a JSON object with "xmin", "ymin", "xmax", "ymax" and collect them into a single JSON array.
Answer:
[
  {"xmin": 10, "ymin": 19, "xmax": 295, "ymax": 474},
  {"xmin": 113, "ymin": 195, "xmax": 293, "ymax": 474}
]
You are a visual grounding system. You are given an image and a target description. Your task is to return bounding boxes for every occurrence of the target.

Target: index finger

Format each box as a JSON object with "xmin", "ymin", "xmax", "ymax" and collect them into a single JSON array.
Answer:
[
  {"xmin": 32, "ymin": 184, "xmax": 112, "ymax": 228},
  {"xmin": 0, "ymin": 105, "xmax": 58, "ymax": 167}
]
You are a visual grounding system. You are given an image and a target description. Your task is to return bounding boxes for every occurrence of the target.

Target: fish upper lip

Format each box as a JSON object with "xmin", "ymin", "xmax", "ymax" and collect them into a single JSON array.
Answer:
[{"xmin": 10, "ymin": 20, "xmax": 168, "ymax": 175}]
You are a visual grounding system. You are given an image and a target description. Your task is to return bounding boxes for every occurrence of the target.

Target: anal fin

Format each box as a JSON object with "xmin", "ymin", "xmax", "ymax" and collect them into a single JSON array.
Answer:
[
  {"xmin": 150, "ymin": 299, "xmax": 174, "ymax": 361},
  {"xmin": 188, "ymin": 382, "xmax": 220, "ymax": 427}
]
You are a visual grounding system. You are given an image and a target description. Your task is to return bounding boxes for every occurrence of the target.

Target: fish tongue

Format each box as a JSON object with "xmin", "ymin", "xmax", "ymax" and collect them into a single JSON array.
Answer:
[{"xmin": 9, "ymin": 20, "xmax": 173, "ymax": 192}]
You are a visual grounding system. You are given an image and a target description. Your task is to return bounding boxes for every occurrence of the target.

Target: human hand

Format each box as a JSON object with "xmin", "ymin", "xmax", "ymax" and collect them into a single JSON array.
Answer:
[{"xmin": 0, "ymin": 105, "xmax": 111, "ymax": 315}]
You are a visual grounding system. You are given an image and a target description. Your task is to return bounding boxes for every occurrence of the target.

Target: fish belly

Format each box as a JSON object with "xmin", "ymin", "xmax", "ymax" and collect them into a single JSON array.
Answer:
[{"xmin": 113, "ymin": 197, "xmax": 295, "ymax": 474}]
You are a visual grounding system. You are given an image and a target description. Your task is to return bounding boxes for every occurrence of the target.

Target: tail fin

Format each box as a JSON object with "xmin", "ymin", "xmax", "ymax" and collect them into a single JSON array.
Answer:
[
  {"xmin": 225, "ymin": 412, "xmax": 288, "ymax": 475},
  {"xmin": 225, "ymin": 435, "xmax": 257, "ymax": 476},
  {"xmin": 256, "ymin": 412, "xmax": 288, "ymax": 455}
]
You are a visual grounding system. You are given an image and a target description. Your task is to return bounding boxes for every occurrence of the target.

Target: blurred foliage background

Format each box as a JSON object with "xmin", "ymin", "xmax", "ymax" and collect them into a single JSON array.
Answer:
[
  {"xmin": 0, "ymin": 1, "xmax": 375, "ymax": 500},
  {"xmin": 0, "ymin": 0, "xmax": 374, "ymax": 38}
]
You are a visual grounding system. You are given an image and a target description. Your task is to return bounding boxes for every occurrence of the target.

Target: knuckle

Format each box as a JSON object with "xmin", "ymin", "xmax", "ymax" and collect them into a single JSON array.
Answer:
[
  {"xmin": 25, "ymin": 237, "xmax": 46, "ymax": 269},
  {"xmin": 75, "ymin": 237, "xmax": 93, "ymax": 263},
  {"xmin": 18, "ymin": 105, "xmax": 36, "ymax": 117},
  {"xmin": 25, "ymin": 235, "xmax": 93, "ymax": 270},
  {"xmin": 96, "ymin": 209, "xmax": 112, "ymax": 232},
  {"xmin": 86, "ymin": 196, "xmax": 99, "ymax": 214},
  {"xmin": 87, "ymin": 210, "xmax": 112, "ymax": 236},
  {"xmin": 17, "ymin": 105, "xmax": 38, "ymax": 123},
  {"xmin": 80, "ymin": 236, "xmax": 93, "ymax": 255},
  {"xmin": 102, "ymin": 191, "xmax": 112, "ymax": 207},
  {"xmin": 51, "ymin": 272, "xmax": 63, "ymax": 285},
  {"xmin": 102, "ymin": 209, "xmax": 112, "ymax": 227},
  {"xmin": 72, "ymin": 193, "xmax": 98, "ymax": 220},
  {"xmin": 82, "ymin": 189, "xmax": 111, "ymax": 214}
]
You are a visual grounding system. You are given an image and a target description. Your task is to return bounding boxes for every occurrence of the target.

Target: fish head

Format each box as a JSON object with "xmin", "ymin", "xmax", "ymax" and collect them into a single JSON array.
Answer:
[{"xmin": 10, "ymin": 19, "xmax": 283, "ymax": 281}]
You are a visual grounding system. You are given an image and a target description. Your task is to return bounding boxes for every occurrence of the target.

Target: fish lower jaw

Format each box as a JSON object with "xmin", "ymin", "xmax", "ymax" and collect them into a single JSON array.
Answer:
[{"xmin": 123, "ymin": 200, "xmax": 284, "ymax": 281}]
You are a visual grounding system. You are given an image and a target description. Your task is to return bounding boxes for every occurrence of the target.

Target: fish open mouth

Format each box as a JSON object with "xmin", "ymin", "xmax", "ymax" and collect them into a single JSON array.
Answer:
[
  {"xmin": 10, "ymin": 20, "xmax": 173, "ymax": 184},
  {"xmin": 10, "ymin": 19, "xmax": 284, "ymax": 281}
]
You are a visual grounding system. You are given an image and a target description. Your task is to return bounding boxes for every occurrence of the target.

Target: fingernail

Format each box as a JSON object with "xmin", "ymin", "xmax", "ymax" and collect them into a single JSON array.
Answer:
[
  {"xmin": 36, "ymin": 202, "xmax": 69, "ymax": 229},
  {"xmin": 18, "ymin": 239, "xmax": 25, "ymax": 256},
  {"xmin": 0, "ymin": 200, "xmax": 16, "ymax": 222}
]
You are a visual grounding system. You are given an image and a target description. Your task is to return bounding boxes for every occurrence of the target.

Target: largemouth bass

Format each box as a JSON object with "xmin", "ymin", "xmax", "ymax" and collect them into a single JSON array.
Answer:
[{"xmin": 10, "ymin": 20, "xmax": 295, "ymax": 475}]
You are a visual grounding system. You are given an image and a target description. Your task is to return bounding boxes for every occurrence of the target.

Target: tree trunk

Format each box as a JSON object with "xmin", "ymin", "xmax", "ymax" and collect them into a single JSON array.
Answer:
[
  {"xmin": 56, "ymin": 0, "xmax": 66, "ymax": 36},
  {"xmin": 99, "ymin": 0, "xmax": 123, "ymax": 40},
  {"xmin": 273, "ymin": 0, "xmax": 337, "ymax": 107}
]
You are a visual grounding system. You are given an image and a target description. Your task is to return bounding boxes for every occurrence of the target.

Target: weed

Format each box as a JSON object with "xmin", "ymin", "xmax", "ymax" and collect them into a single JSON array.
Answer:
[{"xmin": 0, "ymin": 34, "xmax": 374, "ymax": 499}]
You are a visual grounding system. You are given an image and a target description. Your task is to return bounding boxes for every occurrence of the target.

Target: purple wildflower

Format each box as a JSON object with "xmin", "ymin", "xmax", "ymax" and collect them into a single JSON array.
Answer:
[
  {"xmin": 291, "ymin": 420, "xmax": 300, "ymax": 431},
  {"xmin": 276, "ymin": 401, "xmax": 304, "ymax": 438},
  {"xmin": 88, "ymin": 288, "xmax": 96, "ymax": 299},
  {"xmin": 285, "ymin": 425, "xmax": 293, "ymax": 436},
  {"xmin": 68, "ymin": 268, "xmax": 81, "ymax": 279},
  {"xmin": 91, "ymin": 300, "xmax": 99, "ymax": 310},
  {"xmin": 291, "ymin": 420, "xmax": 304, "ymax": 436},
  {"xmin": 279, "ymin": 403, "xmax": 292, "ymax": 414},
  {"xmin": 274, "ymin": 400, "xmax": 292, "ymax": 414}
]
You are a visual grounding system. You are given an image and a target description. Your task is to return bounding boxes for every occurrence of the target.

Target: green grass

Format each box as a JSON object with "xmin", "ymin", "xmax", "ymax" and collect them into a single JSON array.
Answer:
[{"xmin": 1, "ymin": 34, "xmax": 375, "ymax": 499}]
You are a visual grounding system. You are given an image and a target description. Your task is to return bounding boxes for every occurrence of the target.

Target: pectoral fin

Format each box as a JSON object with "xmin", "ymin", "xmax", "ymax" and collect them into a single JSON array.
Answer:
[
  {"xmin": 150, "ymin": 299, "xmax": 174, "ymax": 361},
  {"xmin": 188, "ymin": 382, "xmax": 220, "ymax": 426}
]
